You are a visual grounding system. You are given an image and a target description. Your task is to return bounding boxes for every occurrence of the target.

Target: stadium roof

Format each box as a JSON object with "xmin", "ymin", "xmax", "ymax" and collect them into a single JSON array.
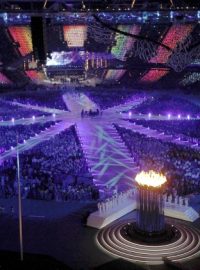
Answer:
[{"xmin": 0, "ymin": 1, "xmax": 199, "ymax": 89}]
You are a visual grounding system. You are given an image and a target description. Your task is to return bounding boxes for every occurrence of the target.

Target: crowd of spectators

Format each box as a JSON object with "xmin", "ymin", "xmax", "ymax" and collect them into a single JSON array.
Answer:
[
  {"xmin": 133, "ymin": 95, "xmax": 200, "ymax": 117},
  {"xmin": 0, "ymin": 121, "xmax": 56, "ymax": 153},
  {"xmin": 115, "ymin": 124, "xmax": 200, "ymax": 199},
  {"xmin": 0, "ymin": 100, "xmax": 50, "ymax": 121},
  {"xmin": 3, "ymin": 88, "xmax": 69, "ymax": 111},
  {"xmin": 0, "ymin": 125, "xmax": 99, "ymax": 201},
  {"xmin": 131, "ymin": 119, "xmax": 200, "ymax": 145},
  {"xmin": 78, "ymin": 86, "xmax": 145, "ymax": 110}
]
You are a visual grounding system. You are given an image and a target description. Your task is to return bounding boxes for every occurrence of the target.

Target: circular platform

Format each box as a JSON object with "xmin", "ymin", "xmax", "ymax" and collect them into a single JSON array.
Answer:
[
  {"xmin": 96, "ymin": 219, "xmax": 200, "ymax": 265},
  {"xmin": 122, "ymin": 222, "xmax": 180, "ymax": 244}
]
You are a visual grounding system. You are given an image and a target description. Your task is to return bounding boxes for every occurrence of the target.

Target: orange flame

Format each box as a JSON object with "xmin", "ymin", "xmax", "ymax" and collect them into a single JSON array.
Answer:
[{"xmin": 135, "ymin": 170, "xmax": 167, "ymax": 188}]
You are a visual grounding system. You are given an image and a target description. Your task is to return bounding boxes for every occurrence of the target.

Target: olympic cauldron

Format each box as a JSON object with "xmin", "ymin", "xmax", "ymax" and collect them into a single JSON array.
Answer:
[
  {"xmin": 135, "ymin": 170, "xmax": 167, "ymax": 236},
  {"xmin": 125, "ymin": 170, "xmax": 172, "ymax": 243}
]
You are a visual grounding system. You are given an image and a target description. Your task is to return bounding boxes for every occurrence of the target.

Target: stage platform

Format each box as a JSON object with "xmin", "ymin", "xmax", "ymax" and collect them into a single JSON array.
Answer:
[
  {"xmin": 87, "ymin": 199, "xmax": 137, "ymax": 229},
  {"xmin": 87, "ymin": 199, "xmax": 199, "ymax": 229},
  {"xmin": 164, "ymin": 202, "xmax": 199, "ymax": 222}
]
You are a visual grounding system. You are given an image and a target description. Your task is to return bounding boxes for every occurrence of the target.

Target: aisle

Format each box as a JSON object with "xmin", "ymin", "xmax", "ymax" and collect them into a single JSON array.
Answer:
[{"xmin": 76, "ymin": 118, "xmax": 139, "ymax": 193}]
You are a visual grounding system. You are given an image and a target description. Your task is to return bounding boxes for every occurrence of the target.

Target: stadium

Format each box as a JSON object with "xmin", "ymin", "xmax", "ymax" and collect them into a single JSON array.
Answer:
[{"xmin": 0, "ymin": 1, "xmax": 200, "ymax": 269}]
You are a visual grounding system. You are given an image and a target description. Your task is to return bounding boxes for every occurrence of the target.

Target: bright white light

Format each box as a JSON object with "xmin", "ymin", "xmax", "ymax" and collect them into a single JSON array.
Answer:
[
  {"xmin": 46, "ymin": 51, "xmax": 76, "ymax": 66},
  {"xmin": 187, "ymin": 115, "xmax": 190, "ymax": 120},
  {"xmin": 53, "ymin": 113, "xmax": 56, "ymax": 117},
  {"xmin": 135, "ymin": 170, "xmax": 167, "ymax": 188},
  {"xmin": 148, "ymin": 113, "xmax": 151, "ymax": 118},
  {"xmin": 178, "ymin": 114, "xmax": 181, "ymax": 119},
  {"xmin": 32, "ymin": 115, "xmax": 35, "ymax": 120},
  {"xmin": 128, "ymin": 111, "xmax": 132, "ymax": 117},
  {"xmin": 11, "ymin": 118, "xmax": 15, "ymax": 122},
  {"xmin": 167, "ymin": 114, "xmax": 171, "ymax": 119},
  {"xmin": 23, "ymin": 140, "xmax": 26, "ymax": 143}
]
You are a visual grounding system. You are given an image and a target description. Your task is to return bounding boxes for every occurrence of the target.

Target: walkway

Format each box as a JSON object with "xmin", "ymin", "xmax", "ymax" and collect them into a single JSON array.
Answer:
[
  {"xmin": 10, "ymin": 100, "xmax": 66, "ymax": 114},
  {"xmin": 76, "ymin": 118, "xmax": 139, "ymax": 193}
]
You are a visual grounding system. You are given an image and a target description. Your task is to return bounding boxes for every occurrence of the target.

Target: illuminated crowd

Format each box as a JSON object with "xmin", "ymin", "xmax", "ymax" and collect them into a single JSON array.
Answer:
[
  {"xmin": 133, "ymin": 95, "xmax": 200, "ymax": 118},
  {"xmin": 3, "ymin": 88, "xmax": 69, "ymax": 111},
  {"xmin": 0, "ymin": 121, "xmax": 56, "ymax": 153},
  {"xmin": 0, "ymin": 126, "xmax": 99, "ymax": 201},
  {"xmin": 115, "ymin": 124, "xmax": 200, "ymax": 197},
  {"xmin": 132, "ymin": 119, "xmax": 200, "ymax": 144},
  {"xmin": 0, "ymin": 100, "xmax": 49, "ymax": 121}
]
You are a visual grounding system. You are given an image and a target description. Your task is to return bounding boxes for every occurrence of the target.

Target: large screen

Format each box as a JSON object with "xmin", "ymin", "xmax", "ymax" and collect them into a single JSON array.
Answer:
[{"xmin": 46, "ymin": 51, "xmax": 85, "ymax": 66}]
